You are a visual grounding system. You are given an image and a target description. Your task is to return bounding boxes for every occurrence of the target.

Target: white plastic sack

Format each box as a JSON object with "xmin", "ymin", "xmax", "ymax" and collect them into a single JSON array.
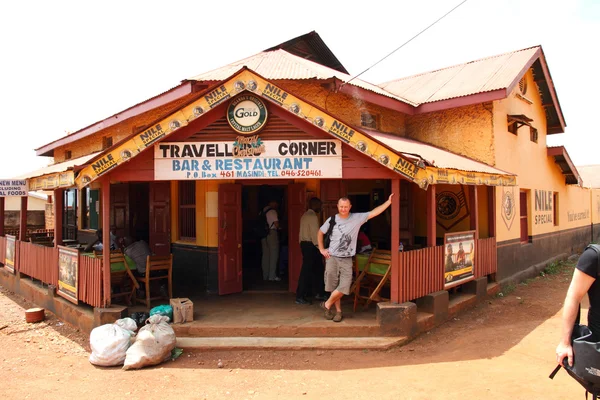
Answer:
[
  {"xmin": 114, "ymin": 317, "xmax": 138, "ymax": 332},
  {"xmin": 89, "ymin": 323, "xmax": 135, "ymax": 366},
  {"xmin": 123, "ymin": 315, "xmax": 176, "ymax": 370}
]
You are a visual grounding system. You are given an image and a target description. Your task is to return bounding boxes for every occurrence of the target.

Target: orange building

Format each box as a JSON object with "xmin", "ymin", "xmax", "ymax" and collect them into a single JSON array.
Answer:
[{"xmin": 0, "ymin": 32, "xmax": 595, "ymax": 335}]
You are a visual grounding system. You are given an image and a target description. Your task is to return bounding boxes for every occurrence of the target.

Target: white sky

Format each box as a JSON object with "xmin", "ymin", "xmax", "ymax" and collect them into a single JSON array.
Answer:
[{"xmin": 0, "ymin": 0, "xmax": 598, "ymax": 178}]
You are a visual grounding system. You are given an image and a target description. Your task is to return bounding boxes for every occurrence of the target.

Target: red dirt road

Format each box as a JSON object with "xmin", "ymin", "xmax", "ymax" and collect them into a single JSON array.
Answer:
[{"xmin": 0, "ymin": 261, "xmax": 585, "ymax": 399}]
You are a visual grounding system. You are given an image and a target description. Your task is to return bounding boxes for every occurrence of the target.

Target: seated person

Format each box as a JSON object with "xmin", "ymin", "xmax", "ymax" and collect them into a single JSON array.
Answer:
[
  {"xmin": 124, "ymin": 238, "xmax": 153, "ymax": 276},
  {"xmin": 356, "ymin": 227, "xmax": 373, "ymax": 254},
  {"xmin": 84, "ymin": 229, "xmax": 118, "ymax": 253}
]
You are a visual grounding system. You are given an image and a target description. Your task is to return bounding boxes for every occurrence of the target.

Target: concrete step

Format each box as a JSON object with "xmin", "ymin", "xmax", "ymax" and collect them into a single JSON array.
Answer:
[
  {"xmin": 173, "ymin": 323, "xmax": 382, "ymax": 338},
  {"xmin": 176, "ymin": 336, "xmax": 408, "ymax": 351}
]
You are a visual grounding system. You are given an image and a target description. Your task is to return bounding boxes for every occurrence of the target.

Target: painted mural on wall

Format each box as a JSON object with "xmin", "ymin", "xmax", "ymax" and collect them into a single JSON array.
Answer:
[
  {"xmin": 444, "ymin": 230, "xmax": 475, "ymax": 288},
  {"xmin": 436, "ymin": 186, "xmax": 469, "ymax": 230},
  {"xmin": 155, "ymin": 139, "xmax": 343, "ymax": 180},
  {"xmin": 501, "ymin": 187, "xmax": 516, "ymax": 230},
  {"xmin": 534, "ymin": 189, "xmax": 554, "ymax": 225}
]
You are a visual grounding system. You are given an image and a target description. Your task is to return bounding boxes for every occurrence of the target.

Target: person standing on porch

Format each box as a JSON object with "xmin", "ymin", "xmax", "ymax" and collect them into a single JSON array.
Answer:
[
  {"xmin": 296, "ymin": 197, "xmax": 326, "ymax": 305},
  {"xmin": 261, "ymin": 200, "xmax": 281, "ymax": 282},
  {"xmin": 318, "ymin": 194, "xmax": 394, "ymax": 322}
]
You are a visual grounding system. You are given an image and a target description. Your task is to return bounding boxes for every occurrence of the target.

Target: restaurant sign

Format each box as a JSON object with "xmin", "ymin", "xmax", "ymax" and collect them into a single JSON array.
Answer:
[
  {"xmin": 155, "ymin": 138, "xmax": 342, "ymax": 180},
  {"xmin": 0, "ymin": 180, "xmax": 28, "ymax": 197}
]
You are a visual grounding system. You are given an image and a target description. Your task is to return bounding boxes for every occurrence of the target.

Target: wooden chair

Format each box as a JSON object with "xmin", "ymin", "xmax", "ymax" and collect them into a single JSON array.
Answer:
[
  {"xmin": 135, "ymin": 254, "xmax": 173, "ymax": 309},
  {"xmin": 353, "ymin": 249, "xmax": 392, "ymax": 311},
  {"xmin": 95, "ymin": 249, "xmax": 139, "ymax": 305}
]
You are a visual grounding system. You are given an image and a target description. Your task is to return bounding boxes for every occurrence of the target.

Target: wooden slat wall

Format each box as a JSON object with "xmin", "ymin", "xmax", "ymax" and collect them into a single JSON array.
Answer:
[
  {"xmin": 475, "ymin": 237, "xmax": 497, "ymax": 278},
  {"xmin": 398, "ymin": 245, "xmax": 444, "ymax": 303},
  {"xmin": 0, "ymin": 236, "xmax": 5, "ymax": 265},
  {"xmin": 18, "ymin": 241, "xmax": 58, "ymax": 285},
  {"xmin": 79, "ymin": 255, "xmax": 103, "ymax": 308}
]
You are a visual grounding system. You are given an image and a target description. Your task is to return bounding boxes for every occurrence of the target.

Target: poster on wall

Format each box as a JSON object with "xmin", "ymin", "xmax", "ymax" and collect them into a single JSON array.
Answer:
[
  {"xmin": 154, "ymin": 139, "xmax": 343, "ymax": 180},
  {"xmin": 444, "ymin": 230, "xmax": 476, "ymax": 289},
  {"xmin": 57, "ymin": 246, "xmax": 79, "ymax": 304},
  {"xmin": 5, "ymin": 235, "xmax": 16, "ymax": 273}
]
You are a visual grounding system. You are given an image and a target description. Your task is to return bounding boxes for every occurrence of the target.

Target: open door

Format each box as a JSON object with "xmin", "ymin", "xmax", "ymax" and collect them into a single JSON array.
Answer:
[
  {"xmin": 287, "ymin": 182, "xmax": 306, "ymax": 292},
  {"xmin": 218, "ymin": 183, "xmax": 243, "ymax": 295},
  {"xmin": 149, "ymin": 181, "xmax": 171, "ymax": 256}
]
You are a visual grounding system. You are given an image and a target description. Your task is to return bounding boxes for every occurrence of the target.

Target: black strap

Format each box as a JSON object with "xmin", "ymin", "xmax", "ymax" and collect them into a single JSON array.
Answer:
[
  {"xmin": 325, "ymin": 216, "xmax": 336, "ymax": 237},
  {"xmin": 549, "ymin": 364, "xmax": 561, "ymax": 379}
]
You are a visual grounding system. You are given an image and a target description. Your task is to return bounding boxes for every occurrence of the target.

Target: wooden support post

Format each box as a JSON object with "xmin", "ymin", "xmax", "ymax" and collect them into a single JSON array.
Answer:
[
  {"xmin": 391, "ymin": 178, "xmax": 400, "ymax": 304},
  {"xmin": 102, "ymin": 177, "xmax": 111, "ymax": 307},
  {"xmin": 19, "ymin": 196, "xmax": 27, "ymax": 242},
  {"xmin": 0, "ymin": 197, "xmax": 4, "ymax": 237},
  {"xmin": 426, "ymin": 184, "xmax": 436, "ymax": 247},
  {"xmin": 470, "ymin": 186, "xmax": 479, "ymax": 239},
  {"xmin": 488, "ymin": 186, "xmax": 496, "ymax": 237},
  {"xmin": 54, "ymin": 189, "xmax": 64, "ymax": 246}
]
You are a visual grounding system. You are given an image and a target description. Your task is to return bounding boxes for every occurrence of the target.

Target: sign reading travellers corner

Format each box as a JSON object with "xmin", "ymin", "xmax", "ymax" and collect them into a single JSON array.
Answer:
[{"xmin": 154, "ymin": 139, "xmax": 342, "ymax": 180}]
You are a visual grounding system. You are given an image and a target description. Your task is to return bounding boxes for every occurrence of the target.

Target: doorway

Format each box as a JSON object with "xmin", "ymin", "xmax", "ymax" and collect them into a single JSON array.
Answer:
[{"xmin": 241, "ymin": 184, "xmax": 288, "ymax": 291}]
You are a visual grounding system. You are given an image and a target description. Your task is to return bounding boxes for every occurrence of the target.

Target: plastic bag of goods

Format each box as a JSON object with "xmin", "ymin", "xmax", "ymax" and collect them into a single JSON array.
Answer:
[
  {"xmin": 89, "ymin": 320, "xmax": 136, "ymax": 366},
  {"xmin": 149, "ymin": 304, "xmax": 173, "ymax": 322},
  {"xmin": 114, "ymin": 317, "xmax": 138, "ymax": 332},
  {"xmin": 123, "ymin": 315, "xmax": 177, "ymax": 370}
]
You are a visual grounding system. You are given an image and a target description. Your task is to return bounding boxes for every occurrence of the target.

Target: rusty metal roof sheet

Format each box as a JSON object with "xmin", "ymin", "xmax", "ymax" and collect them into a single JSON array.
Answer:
[
  {"xmin": 378, "ymin": 47, "xmax": 540, "ymax": 105},
  {"xmin": 366, "ymin": 130, "xmax": 515, "ymax": 175},
  {"xmin": 189, "ymin": 49, "xmax": 417, "ymax": 106}
]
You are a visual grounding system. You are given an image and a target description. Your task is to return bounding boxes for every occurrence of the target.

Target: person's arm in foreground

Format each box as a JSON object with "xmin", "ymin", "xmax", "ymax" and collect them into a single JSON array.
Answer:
[
  {"xmin": 368, "ymin": 194, "xmax": 395, "ymax": 220},
  {"xmin": 556, "ymin": 269, "xmax": 595, "ymax": 366}
]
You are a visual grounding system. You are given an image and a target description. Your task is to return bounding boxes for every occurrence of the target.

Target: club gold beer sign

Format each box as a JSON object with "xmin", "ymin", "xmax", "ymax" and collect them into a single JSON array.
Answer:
[{"xmin": 227, "ymin": 94, "xmax": 268, "ymax": 134}]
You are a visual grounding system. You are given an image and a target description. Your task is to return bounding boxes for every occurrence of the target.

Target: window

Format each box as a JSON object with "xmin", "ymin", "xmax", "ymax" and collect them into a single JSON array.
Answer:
[
  {"xmin": 81, "ymin": 188, "xmax": 99, "ymax": 230},
  {"xmin": 519, "ymin": 190, "xmax": 530, "ymax": 243},
  {"xmin": 360, "ymin": 110, "xmax": 378, "ymax": 129},
  {"xmin": 65, "ymin": 150, "xmax": 72, "ymax": 160},
  {"xmin": 63, "ymin": 189, "xmax": 78, "ymax": 240},
  {"xmin": 553, "ymin": 192, "xmax": 559, "ymax": 226},
  {"xmin": 519, "ymin": 76, "xmax": 528, "ymax": 95},
  {"xmin": 530, "ymin": 127, "xmax": 538, "ymax": 143},
  {"xmin": 102, "ymin": 136, "xmax": 113, "ymax": 150},
  {"xmin": 508, "ymin": 121, "xmax": 519, "ymax": 135},
  {"xmin": 178, "ymin": 181, "xmax": 196, "ymax": 240}
]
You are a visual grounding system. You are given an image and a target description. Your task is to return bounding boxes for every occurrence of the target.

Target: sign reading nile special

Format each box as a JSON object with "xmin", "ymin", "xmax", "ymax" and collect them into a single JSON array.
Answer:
[{"xmin": 154, "ymin": 138, "xmax": 342, "ymax": 180}]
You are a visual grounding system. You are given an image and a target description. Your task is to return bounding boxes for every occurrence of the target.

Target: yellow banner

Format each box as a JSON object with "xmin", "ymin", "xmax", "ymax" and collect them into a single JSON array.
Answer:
[
  {"xmin": 29, "ymin": 171, "xmax": 75, "ymax": 190},
  {"xmin": 414, "ymin": 167, "xmax": 517, "ymax": 189}
]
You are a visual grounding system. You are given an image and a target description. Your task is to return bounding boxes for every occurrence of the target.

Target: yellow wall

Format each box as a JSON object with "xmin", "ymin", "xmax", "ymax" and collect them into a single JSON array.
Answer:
[
  {"xmin": 493, "ymin": 70, "xmax": 592, "ymax": 242},
  {"xmin": 593, "ymin": 189, "xmax": 600, "ymax": 225},
  {"xmin": 405, "ymin": 103, "xmax": 495, "ymax": 165}
]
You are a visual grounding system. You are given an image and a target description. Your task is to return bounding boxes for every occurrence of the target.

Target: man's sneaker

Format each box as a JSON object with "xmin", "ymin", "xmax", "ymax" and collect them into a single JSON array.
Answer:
[
  {"xmin": 320, "ymin": 301, "xmax": 334, "ymax": 320},
  {"xmin": 295, "ymin": 298, "xmax": 311, "ymax": 305},
  {"xmin": 333, "ymin": 312, "xmax": 343, "ymax": 323},
  {"xmin": 272, "ymin": 276, "xmax": 282, "ymax": 282}
]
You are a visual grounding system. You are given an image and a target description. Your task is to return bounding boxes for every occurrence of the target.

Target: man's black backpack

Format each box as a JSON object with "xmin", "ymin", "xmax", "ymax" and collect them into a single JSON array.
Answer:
[
  {"xmin": 323, "ymin": 216, "xmax": 336, "ymax": 249},
  {"xmin": 253, "ymin": 207, "xmax": 272, "ymax": 240},
  {"xmin": 550, "ymin": 244, "xmax": 600, "ymax": 399}
]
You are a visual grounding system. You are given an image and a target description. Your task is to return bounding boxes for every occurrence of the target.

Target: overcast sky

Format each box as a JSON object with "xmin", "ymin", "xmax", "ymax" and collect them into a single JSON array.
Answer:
[{"xmin": 1, "ymin": 0, "xmax": 598, "ymax": 178}]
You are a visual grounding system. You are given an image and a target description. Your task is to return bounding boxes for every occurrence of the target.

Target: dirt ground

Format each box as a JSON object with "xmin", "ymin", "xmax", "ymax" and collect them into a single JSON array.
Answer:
[{"xmin": 0, "ymin": 259, "xmax": 588, "ymax": 400}]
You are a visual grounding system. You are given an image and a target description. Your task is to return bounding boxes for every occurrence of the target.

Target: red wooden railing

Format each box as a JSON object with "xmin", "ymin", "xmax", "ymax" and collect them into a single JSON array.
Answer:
[
  {"xmin": 18, "ymin": 242, "xmax": 58, "ymax": 285},
  {"xmin": 396, "ymin": 238, "xmax": 498, "ymax": 303},
  {"xmin": 79, "ymin": 255, "xmax": 103, "ymax": 308},
  {"xmin": 398, "ymin": 245, "xmax": 445, "ymax": 303},
  {"xmin": 0, "ymin": 236, "xmax": 5, "ymax": 265},
  {"xmin": 474, "ymin": 237, "xmax": 497, "ymax": 278}
]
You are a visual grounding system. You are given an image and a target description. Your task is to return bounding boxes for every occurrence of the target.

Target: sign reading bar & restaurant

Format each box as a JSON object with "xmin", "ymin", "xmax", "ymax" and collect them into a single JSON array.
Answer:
[{"xmin": 154, "ymin": 139, "xmax": 343, "ymax": 180}]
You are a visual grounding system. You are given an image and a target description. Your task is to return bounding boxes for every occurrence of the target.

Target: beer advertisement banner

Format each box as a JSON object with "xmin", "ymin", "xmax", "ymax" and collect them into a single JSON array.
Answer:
[
  {"xmin": 0, "ymin": 180, "xmax": 28, "ymax": 197},
  {"xmin": 57, "ymin": 246, "xmax": 79, "ymax": 304},
  {"xmin": 443, "ymin": 230, "xmax": 476, "ymax": 289},
  {"xmin": 5, "ymin": 235, "xmax": 16, "ymax": 273},
  {"xmin": 155, "ymin": 139, "xmax": 343, "ymax": 180},
  {"xmin": 415, "ymin": 167, "xmax": 517, "ymax": 188},
  {"xmin": 30, "ymin": 171, "xmax": 76, "ymax": 191}
]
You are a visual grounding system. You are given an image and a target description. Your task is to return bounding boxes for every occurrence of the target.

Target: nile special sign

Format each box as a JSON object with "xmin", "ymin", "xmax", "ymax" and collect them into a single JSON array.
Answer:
[
  {"xmin": 227, "ymin": 95, "xmax": 268, "ymax": 134},
  {"xmin": 155, "ymin": 138, "xmax": 342, "ymax": 180}
]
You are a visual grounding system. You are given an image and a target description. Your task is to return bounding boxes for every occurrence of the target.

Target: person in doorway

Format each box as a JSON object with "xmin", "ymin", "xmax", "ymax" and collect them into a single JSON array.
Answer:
[
  {"xmin": 318, "ymin": 194, "xmax": 394, "ymax": 322},
  {"xmin": 356, "ymin": 225, "xmax": 373, "ymax": 254},
  {"xmin": 296, "ymin": 197, "xmax": 326, "ymax": 305},
  {"xmin": 556, "ymin": 246, "xmax": 600, "ymax": 367},
  {"xmin": 261, "ymin": 200, "xmax": 281, "ymax": 282}
]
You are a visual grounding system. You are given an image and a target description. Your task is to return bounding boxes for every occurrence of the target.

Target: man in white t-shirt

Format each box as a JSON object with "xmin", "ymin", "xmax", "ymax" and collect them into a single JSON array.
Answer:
[{"xmin": 261, "ymin": 200, "xmax": 281, "ymax": 281}]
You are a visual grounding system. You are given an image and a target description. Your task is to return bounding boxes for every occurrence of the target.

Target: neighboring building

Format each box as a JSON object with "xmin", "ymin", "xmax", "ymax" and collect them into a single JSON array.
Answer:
[
  {"xmin": 4, "ymin": 192, "xmax": 48, "ymax": 232},
  {"xmin": 1, "ymin": 31, "xmax": 596, "ymax": 319}
]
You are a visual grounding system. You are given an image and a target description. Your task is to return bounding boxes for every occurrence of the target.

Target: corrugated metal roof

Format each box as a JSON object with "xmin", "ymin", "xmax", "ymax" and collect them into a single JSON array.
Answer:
[
  {"xmin": 578, "ymin": 165, "xmax": 600, "ymax": 189},
  {"xmin": 15, "ymin": 152, "xmax": 101, "ymax": 180},
  {"xmin": 189, "ymin": 49, "xmax": 417, "ymax": 106},
  {"xmin": 378, "ymin": 47, "xmax": 540, "ymax": 105},
  {"xmin": 366, "ymin": 130, "xmax": 515, "ymax": 176}
]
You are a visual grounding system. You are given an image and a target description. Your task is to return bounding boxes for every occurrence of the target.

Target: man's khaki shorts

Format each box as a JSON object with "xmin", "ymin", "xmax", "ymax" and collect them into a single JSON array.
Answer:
[{"xmin": 324, "ymin": 256, "xmax": 353, "ymax": 295}]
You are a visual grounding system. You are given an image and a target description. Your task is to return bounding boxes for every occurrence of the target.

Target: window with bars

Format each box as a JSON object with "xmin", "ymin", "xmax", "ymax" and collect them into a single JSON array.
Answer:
[
  {"xmin": 65, "ymin": 150, "xmax": 72, "ymax": 160},
  {"xmin": 530, "ymin": 127, "xmax": 538, "ymax": 143},
  {"xmin": 178, "ymin": 181, "xmax": 196, "ymax": 240},
  {"xmin": 360, "ymin": 110, "xmax": 378, "ymax": 129}
]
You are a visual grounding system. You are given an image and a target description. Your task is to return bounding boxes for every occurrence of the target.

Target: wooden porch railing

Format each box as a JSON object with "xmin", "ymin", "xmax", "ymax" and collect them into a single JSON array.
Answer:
[
  {"xmin": 18, "ymin": 241, "xmax": 58, "ymax": 285},
  {"xmin": 396, "ymin": 238, "xmax": 498, "ymax": 304},
  {"xmin": 79, "ymin": 255, "xmax": 103, "ymax": 308}
]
